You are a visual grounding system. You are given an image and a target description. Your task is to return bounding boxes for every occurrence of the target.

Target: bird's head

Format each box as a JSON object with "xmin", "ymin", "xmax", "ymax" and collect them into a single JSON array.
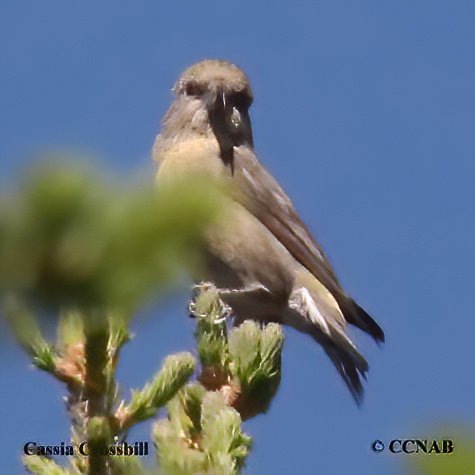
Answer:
[
  {"xmin": 175, "ymin": 59, "xmax": 253, "ymax": 104},
  {"xmin": 162, "ymin": 59, "xmax": 255, "ymax": 167}
]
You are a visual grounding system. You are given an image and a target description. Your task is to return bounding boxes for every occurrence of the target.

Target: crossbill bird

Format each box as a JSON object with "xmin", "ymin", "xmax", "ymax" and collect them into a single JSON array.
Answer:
[{"xmin": 153, "ymin": 59, "xmax": 384, "ymax": 402}]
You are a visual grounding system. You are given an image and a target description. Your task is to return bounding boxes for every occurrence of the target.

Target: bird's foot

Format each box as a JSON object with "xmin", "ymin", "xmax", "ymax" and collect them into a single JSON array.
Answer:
[{"xmin": 188, "ymin": 282, "xmax": 233, "ymax": 323}]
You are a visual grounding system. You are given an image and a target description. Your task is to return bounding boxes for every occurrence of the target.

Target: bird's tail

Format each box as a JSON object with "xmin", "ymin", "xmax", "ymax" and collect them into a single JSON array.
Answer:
[
  {"xmin": 318, "ymin": 331, "xmax": 368, "ymax": 404},
  {"xmin": 287, "ymin": 284, "xmax": 369, "ymax": 404}
]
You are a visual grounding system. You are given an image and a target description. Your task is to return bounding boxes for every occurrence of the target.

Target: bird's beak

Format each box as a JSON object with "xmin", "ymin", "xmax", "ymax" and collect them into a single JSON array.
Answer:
[
  {"xmin": 205, "ymin": 86, "xmax": 226, "ymax": 117},
  {"xmin": 221, "ymin": 89, "xmax": 226, "ymax": 110},
  {"xmin": 206, "ymin": 86, "xmax": 235, "ymax": 168},
  {"xmin": 206, "ymin": 85, "xmax": 253, "ymax": 171}
]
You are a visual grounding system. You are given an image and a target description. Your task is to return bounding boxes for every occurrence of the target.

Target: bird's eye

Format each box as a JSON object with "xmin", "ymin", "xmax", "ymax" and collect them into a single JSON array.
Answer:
[{"xmin": 183, "ymin": 81, "xmax": 203, "ymax": 96}]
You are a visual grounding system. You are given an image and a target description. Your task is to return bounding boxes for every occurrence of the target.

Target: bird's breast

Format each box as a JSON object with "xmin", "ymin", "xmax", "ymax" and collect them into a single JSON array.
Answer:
[{"xmin": 154, "ymin": 135, "xmax": 230, "ymax": 183}]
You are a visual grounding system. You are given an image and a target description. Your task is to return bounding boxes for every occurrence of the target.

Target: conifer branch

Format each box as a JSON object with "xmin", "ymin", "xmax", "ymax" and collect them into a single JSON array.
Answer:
[
  {"xmin": 2, "ymin": 164, "xmax": 285, "ymax": 474},
  {"xmin": 23, "ymin": 455, "xmax": 69, "ymax": 475},
  {"xmin": 118, "ymin": 352, "xmax": 196, "ymax": 430}
]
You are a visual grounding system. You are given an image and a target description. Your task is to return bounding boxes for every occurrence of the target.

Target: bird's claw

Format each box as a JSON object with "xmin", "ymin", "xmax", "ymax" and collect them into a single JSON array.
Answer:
[{"xmin": 188, "ymin": 283, "xmax": 234, "ymax": 323}]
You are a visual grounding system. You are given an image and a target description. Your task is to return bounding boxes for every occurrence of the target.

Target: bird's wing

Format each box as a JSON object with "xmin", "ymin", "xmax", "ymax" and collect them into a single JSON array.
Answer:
[
  {"xmin": 232, "ymin": 146, "xmax": 342, "ymax": 296},
  {"xmin": 231, "ymin": 146, "xmax": 385, "ymax": 343}
]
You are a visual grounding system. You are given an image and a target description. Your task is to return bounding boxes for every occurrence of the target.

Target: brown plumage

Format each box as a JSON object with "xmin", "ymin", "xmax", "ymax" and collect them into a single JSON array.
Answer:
[{"xmin": 153, "ymin": 59, "xmax": 384, "ymax": 403}]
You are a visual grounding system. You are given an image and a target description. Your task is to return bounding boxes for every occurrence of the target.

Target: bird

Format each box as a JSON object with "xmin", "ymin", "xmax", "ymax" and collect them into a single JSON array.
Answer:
[{"xmin": 153, "ymin": 59, "xmax": 384, "ymax": 403}]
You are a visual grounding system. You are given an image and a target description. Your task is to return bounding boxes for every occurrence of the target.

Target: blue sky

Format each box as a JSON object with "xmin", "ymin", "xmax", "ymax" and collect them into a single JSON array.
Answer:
[{"xmin": 1, "ymin": 1, "xmax": 475, "ymax": 474}]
